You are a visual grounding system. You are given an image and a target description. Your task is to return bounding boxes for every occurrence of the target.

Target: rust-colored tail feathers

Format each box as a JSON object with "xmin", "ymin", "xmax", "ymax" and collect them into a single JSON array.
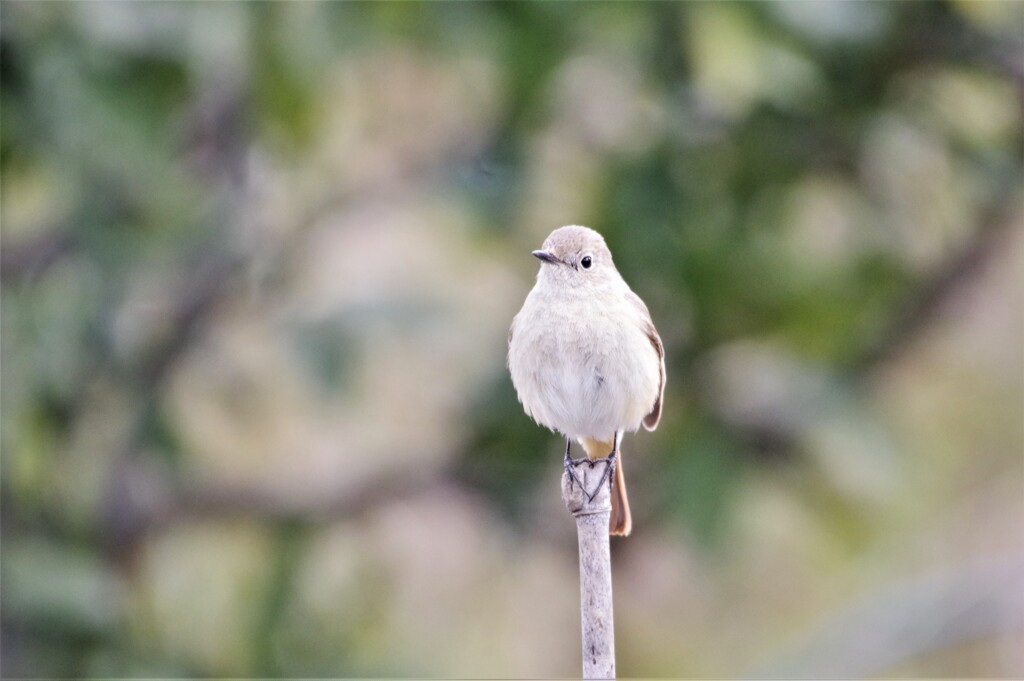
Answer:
[
  {"xmin": 580, "ymin": 437, "xmax": 633, "ymax": 536},
  {"xmin": 610, "ymin": 454, "xmax": 632, "ymax": 536}
]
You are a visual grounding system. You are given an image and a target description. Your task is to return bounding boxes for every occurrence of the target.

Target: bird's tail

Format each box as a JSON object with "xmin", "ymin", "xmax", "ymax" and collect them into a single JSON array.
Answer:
[{"xmin": 580, "ymin": 437, "xmax": 633, "ymax": 536}]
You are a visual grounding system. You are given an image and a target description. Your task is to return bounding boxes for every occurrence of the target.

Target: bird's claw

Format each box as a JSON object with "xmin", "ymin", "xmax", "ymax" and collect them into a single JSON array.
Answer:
[
  {"xmin": 563, "ymin": 439, "xmax": 587, "ymax": 492},
  {"xmin": 586, "ymin": 450, "xmax": 617, "ymax": 502},
  {"xmin": 564, "ymin": 438, "xmax": 618, "ymax": 502}
]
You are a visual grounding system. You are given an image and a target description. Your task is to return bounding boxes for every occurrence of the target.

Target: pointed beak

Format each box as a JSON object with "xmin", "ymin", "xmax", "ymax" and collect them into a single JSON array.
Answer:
[{"xmin": 532, "ymin": 250, "xmax": 560, "ymax": 265}]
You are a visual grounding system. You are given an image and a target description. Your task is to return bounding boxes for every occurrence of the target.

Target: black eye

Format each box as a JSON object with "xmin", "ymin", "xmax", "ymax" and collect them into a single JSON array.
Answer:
[{"xmin": 581, "ymin": 256, "xmax": 592, "ymax": 269}]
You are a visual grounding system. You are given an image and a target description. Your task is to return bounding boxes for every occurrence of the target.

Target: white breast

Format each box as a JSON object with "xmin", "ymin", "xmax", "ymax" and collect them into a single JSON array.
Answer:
[{"xmin": 508, "ymin": 283, "xmax": 660, "ymax": 442}]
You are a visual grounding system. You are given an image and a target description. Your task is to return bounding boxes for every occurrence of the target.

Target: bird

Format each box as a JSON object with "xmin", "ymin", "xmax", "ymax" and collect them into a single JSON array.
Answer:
[{"xmin": 508, "ymin": 225, "xmax": 665, "ymax": 536}]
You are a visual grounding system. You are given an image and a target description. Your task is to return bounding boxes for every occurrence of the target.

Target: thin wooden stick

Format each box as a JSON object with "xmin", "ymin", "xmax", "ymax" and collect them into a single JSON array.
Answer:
[{"xmin": 562, "ymin": 458, "xmax": 616, "ymax": 679}]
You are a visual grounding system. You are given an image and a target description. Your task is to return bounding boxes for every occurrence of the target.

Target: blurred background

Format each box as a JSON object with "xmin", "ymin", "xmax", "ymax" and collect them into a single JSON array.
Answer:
[{"xmin": 2, "ymin": 1, "xmax": 1022, "ymax": 678}]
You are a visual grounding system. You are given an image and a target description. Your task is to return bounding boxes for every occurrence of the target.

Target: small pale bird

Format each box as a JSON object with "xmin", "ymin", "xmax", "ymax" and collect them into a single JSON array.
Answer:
[{"xmin": 508, "ymin": 225, "xmax": 665, "ymax": 536}]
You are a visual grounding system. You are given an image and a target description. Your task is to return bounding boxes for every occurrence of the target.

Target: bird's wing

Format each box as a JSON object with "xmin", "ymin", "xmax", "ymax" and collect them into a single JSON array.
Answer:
[{"xmin": 626, "ymin": 289, "xmax": 665, "ymax": 430}]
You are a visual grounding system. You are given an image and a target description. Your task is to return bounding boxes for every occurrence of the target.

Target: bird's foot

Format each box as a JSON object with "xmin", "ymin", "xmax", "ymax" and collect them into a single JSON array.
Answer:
[
  {"xmin": 586, "ymin": 449, "xmax": 618, "ymax": 502},
  {"xmin": 563, "ymin": 439, "xmax": 587, "ymax": 492}
]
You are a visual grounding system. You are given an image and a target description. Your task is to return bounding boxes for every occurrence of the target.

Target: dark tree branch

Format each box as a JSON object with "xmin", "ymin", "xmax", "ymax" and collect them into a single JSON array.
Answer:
[
  {"xmin": 94, "ymin": 460, "xmax": 455, "ymax": 558},
  {"xmin": 0, "ymin": 228, "xmax": 76, "ymax": 285},
  {"xmin": 97, "ymin": 80, "xmax": 252, "ymax": 565},
  {"xmin": 846, "ymin": 179, "xmax": 1022, "ymax": 375}
]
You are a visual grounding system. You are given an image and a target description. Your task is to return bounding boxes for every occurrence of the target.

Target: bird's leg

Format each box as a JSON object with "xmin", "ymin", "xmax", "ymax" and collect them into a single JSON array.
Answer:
[
  {"xmin": 587, "ymin": 431, "xmax": 620, "ymax": 502},
  {"xmin": 563, "ymin": 437, "xmax": 587, "ymax": 492}
]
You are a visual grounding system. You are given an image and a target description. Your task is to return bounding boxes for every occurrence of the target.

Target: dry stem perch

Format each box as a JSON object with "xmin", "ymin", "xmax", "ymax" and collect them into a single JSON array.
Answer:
[{"xmin": 562, "ymin": 457, "xmax": 616, "ymax": 679}]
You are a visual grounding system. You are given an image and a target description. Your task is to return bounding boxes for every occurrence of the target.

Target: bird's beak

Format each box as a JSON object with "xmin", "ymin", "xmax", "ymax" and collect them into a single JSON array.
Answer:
[{"xmin": 532, "ymin": 250, "xmax": 561, "ymax": 265}]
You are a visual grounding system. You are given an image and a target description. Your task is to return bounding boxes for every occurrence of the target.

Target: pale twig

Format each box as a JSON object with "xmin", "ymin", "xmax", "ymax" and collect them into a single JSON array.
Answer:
[{"xmin": 562, "ymin": 458, "xmax": 617, "ymax": 679}]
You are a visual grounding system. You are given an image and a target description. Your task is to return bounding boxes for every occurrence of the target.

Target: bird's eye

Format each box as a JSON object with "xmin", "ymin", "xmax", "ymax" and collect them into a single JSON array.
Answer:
[{"xmin": 581, "ymin": 256, "xmax": 592, "ymax": 269}]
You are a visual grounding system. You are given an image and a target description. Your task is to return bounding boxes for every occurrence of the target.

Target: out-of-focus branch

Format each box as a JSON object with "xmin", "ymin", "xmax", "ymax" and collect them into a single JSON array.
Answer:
[
  {"xmin": 888, "ymin": 4, "xmax": 1024, "ymax": 105},
  {"xmin": 95, "ymin": 460, "xmax": 455, "ymax": 553},
  {"xmin": 176, "ymin": 469, "xmax": 450, "ymax": 524},
  {"xmin": 699, "ymin": 176, "xmax": 1022, "ymax": 462},
  {"xmin": 841, "ymin": 4, "xmax": 1024, "ymax": 376},
  {"xmin": 846, "ymin": 178, "xmax": 1022, "ymax": 375},
  {"xmin": 99, "ymin": 79, "xmax": 252, "ymax": 564},
  {"xmin": 751, "ymin": 555, "xmax": 1024, "ymax": 678},
  {"xmin": 0, "ymin": 228, "xmax": 76, "ymax": 285},
  {"xmin": 837, "ymin": 4, "xmax": 1024, "ymax": 375}
]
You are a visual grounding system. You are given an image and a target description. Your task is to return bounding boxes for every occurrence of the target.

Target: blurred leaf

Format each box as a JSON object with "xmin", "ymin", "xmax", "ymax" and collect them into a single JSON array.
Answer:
[
  {"xmin": 458, "ymin": 376, "xmax": 553, "ymax": 520},
  {"xmin": 289, "ymin": 319, "xmax": 359, "ymax": 395},
  {"xmin": 658, "ymin": 420, "xmax": 745, "ymax": 545},
  {"xmin": 1, "ymin": 536, "xmax": 118, "ymax": 635},
  {"xmin": 252, "ymin": 5, "xmax": 319, "ymax": 150}
]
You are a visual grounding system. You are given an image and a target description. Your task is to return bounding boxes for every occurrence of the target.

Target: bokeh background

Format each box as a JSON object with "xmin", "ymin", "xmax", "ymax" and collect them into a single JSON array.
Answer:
[{"xmin": 2, "ymin": 1, "xmax": 1022, "ymax": 678}]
